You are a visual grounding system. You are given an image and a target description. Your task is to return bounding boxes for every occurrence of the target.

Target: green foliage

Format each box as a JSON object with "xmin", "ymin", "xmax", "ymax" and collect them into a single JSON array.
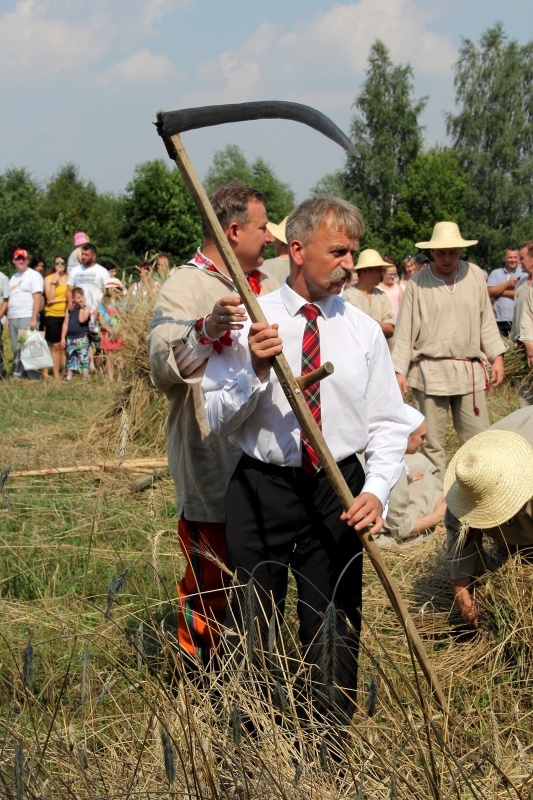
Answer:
[
  {"xmin": 38, "ymin": 163, "xmax": 126, "ymax": 267},
  {"xmin": 311, "ymin": 170, "xmax": 345, "ymax": 199},
  {"xmin": 121, "ymin": 160, "xmax": 203, "ymax": 265},
  {"xmin": 341, "ymin": 40, "xmax": 427, "ymax": 251},
  {"xmin": 392, "ymin": 147, "xmax": 469, "ymax": 258},
  {"xmin": 446, "ymin": 24, "xmax": 533, "ymax": 268},
  {"xmin": 204, "ymin": 144, "xmax": 295, "ymax": 223},
  {"xmin": 0, "ymin": 168, "xmax": 41, "ymax": 269}
]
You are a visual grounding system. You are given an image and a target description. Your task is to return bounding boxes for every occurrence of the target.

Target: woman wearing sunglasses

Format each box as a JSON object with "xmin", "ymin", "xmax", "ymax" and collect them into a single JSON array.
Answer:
[{"xmin": 44, "ymin": 254, "xmax": 69, "ymax": 380}]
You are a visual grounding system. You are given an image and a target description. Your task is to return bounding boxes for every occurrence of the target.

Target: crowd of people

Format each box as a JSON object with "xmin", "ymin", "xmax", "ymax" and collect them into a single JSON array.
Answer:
[
  {"xmin": 145, "ymin": 180, "xmax": 532, "ymax": 735},
  {"xmin": 3, "ymin": 181, "xmax": 533, "ymax": 733},
  {"xmin": 0, "ymin": 236, "xmax": 163, "ymax": 382}
]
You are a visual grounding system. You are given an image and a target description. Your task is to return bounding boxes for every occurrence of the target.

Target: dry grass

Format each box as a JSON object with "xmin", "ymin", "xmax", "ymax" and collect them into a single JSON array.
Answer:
[{"xmin": 1, "ymin": 344, "xmax": 532, "ymax": 798}]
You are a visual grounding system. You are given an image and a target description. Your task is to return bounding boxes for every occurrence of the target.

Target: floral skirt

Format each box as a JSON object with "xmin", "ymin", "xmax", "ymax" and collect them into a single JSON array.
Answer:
[{"xmin": 66, "ymin": 336, "xmax": 90, "ymax": 372}]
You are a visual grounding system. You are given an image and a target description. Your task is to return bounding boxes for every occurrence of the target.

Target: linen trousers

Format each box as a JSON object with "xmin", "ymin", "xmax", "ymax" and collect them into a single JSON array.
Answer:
[
  {"xmin": 223, "ymin": 453, "xmax": 365, "ymax": 723},
  {"xmin": 411, "ymin": 388, "xmax": 490, "ymax": 482}
]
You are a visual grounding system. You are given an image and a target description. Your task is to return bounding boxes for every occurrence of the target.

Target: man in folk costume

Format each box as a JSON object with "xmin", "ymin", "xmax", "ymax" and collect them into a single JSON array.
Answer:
[
  {"xmin": 444, "ymin": 407, "xmax": 533, "ymax": 628},
  {"xmin": 147, "ymin": 180, "xmax": 276, "ymax": 665},
  {"xmin": 392, "ymin": 221, "xmax": 505, "ymax": 482},
  {"xmin": 343, "ymin": 248, "xmax": 395, "ymax": 342}
]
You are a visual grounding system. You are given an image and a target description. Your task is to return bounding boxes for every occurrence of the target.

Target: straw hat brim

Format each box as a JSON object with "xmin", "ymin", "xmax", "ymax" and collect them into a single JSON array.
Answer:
[
  {"xmin": 354, "ymin": 249, "xmax": 391, "ymax": 270},
  {"xmin": 266, "ymin": 218, "xmax": 288, "ymax": 245},
  {"xmin": 444, "ymin": 430, "xmax": 533, "ymax": 529},
  {"xmin": 415, "ymin": 237, "xmax": 478, "ymax": 249}
]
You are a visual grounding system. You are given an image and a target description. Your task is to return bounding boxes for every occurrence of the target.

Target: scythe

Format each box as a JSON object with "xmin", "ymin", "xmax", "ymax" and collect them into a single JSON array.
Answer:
[{"xmin": 154, "ymin": 101, "xmax": 449, "ymax": 715}]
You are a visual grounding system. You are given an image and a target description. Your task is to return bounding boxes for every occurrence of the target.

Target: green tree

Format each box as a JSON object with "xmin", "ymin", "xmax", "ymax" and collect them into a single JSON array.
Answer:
[
  {"xmin": 0, "ymin": 167, "xmax": 41, "ymax": 269},
  {"xmin": 204, "ymin": 145, "xmax": 295, "ymax": 223},
  {"xmin": 340, "ymin": 40, "xmax": 427, "ymax": 251},
  {"xmin": 38, "ymin": 163, "xmax": 125, "ymax": 266},
  {"xmin": 446, "ymin": 24, "xmax": 533, "ymax": 268},
  {"xmin": 121, "ymin": 160, "xmax": 202, "ymax": 264},
  {"xmin": 393, "ymin": 147, "xmax": 468, "ymax": 257}
]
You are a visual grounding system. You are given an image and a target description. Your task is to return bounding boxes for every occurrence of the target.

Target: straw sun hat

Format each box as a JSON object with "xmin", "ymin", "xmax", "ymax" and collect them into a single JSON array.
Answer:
[
  {"xmin": 266, "ymin": 217, "xmax": 288, "ymax": 245},
  {"xmin": 415, "ymin": 222, "xmax": 478, "ymax": 250},
  {"xmin": 354, "ymin": 249, "xmax": 391, "ymax": 271},
  {"xmin": 444, "ymin": 430, "xmax": 533, "ymax": 529}
]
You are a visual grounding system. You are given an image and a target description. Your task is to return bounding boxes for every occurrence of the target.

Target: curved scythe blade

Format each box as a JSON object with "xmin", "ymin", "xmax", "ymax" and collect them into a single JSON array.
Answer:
[{"xmin": 155, "ymin": 101, "xmax": 357, "ymax": 158}]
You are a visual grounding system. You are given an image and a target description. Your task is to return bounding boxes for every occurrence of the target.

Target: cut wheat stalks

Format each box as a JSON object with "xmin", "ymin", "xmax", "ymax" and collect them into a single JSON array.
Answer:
[{"xmin": 10, "ymin": 458, "xmax": 168, "ymax": 477}]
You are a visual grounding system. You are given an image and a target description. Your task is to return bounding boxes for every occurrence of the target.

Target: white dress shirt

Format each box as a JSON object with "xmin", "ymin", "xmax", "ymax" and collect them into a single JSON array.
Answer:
[{"xmin": 202, "ymin": 281, "xmax": 409, "ymax": 508}]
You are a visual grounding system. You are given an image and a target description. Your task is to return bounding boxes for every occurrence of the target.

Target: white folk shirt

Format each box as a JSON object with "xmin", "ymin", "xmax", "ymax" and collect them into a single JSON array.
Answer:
[{"xmin": 202, "ymin": 281, "xmax": 409, "ymax": 509}]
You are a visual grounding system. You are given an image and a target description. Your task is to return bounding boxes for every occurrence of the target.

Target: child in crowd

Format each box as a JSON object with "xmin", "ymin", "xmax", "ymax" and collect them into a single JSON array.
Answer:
[
  {"xmin": 61, "ymin": 287, "xmax": 91, "ymax": 380},
  {"xmin": 98, "ymin": 279, "xmax": 125, "ymax": 382}
]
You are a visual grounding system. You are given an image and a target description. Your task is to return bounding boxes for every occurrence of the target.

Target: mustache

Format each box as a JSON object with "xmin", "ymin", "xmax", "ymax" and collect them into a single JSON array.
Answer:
[{"xmin": 329, "ymin": 267, "xmax": 352, "ymax": 283}]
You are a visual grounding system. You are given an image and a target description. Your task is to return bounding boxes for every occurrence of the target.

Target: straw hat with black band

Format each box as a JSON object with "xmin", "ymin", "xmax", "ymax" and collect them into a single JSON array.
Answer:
[
  {"xmin": 416, "ymin": 222, "xmax": 478, "ymax": 250},
  {"xmin": 444, "ymin": 430, "xmax": 533, "ymax": 529}
]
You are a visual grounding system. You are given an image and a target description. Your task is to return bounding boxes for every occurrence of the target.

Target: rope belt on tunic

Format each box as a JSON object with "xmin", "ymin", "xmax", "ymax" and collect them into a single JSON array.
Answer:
[{"xmin": 450, "ymin": 357, "xmax": 491, "ymax": 416}]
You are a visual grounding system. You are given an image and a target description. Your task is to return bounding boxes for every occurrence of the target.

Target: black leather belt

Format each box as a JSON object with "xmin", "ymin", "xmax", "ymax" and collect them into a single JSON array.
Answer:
[{"xmin": 239, "ymin": 453, "xmax": 358, "ymax": 479}]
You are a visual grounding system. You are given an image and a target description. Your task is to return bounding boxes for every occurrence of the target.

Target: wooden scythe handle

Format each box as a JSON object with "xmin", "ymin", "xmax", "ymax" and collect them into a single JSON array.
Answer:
[
  {"xmin": 295, "ymin": 362, "xmax": 334, "ymax": 392},
  {"xmin": 161, "ymin": 129, "xmax": 449, "ymax": 717}
]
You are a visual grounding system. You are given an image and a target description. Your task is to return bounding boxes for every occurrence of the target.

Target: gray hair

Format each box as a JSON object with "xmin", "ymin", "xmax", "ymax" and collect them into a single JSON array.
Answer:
[{"xmin": 285, "ymin": 196, "xmax": 364, "ymax": 246}]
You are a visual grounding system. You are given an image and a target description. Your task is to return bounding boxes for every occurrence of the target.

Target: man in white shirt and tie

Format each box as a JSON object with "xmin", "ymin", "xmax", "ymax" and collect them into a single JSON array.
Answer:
[{"xmin": 203, "ymin": 196, "xmax": 408, "ymax": 723}]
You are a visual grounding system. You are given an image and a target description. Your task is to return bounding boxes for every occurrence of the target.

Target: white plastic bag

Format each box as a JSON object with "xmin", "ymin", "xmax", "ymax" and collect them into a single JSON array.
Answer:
[{"xmin": 20, "ymin": 330, "xmax": 54, "ymax": 371}]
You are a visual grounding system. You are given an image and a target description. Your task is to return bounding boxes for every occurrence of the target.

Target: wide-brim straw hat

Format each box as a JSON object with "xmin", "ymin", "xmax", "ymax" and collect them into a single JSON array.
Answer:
[
  {"xmin": 266, "ymin": 217, "xmax": 288, "ymax": 245},
  {"xmin": 354, "ymin": 249, "xmax": 390, "ymax": 271},
  {"xmin": 444, "ymin": 430, "xmax": 533, "ymax": 529},
  {"xmin": 415, "ymin": 222, "xmax": 478, "ymax": 249}
]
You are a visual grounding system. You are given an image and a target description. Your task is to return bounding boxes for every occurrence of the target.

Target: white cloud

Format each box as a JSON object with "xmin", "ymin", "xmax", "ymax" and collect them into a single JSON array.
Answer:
[
  {"xmin": 0, "ymin": 2, "xmax": 109, "ymax": 82},
  {"xmin": 189, "ymin": 0, "xmax": 456, "ymax": 108},
  {"xmin": 101, "ymin": 49, "xmax": 180, "ymax": 88}
]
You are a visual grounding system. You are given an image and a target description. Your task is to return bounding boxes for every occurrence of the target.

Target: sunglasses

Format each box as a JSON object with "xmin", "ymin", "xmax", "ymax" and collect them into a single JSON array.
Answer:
[
  {"xmin": 54, "ymin": 259, "xmax": 65, "ymax": 265},
  {"xmin": 14, "ymin": 256, "xmax": 26, "ymax": 261}
]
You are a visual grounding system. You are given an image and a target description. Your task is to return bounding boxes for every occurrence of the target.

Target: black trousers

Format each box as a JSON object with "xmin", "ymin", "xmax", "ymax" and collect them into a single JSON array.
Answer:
[{"xmin": 224, "ymin": 454, "xmax": 365, "ymax": 722}]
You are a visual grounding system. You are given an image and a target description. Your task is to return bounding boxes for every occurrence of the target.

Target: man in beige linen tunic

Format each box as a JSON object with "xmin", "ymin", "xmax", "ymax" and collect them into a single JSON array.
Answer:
[
  {"xmin": 392, "ymin": 222, "xmax": 505, "ymax": 481},
  {"xmin": 147, "ymin": 180, "xmax": 276, "ymax": 663},
  {"xmin": 344, "ymin": 249, "xmax": 395, "ymax": 341}
]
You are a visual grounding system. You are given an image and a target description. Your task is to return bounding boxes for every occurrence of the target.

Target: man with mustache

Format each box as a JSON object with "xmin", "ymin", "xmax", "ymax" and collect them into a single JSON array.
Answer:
[
  {"xmin": 203, "ymin": 196, "xmax": 409, "ymax": 723},
  {"xmin": 147, "ymin": 180, "xmax": 275, "ymax": 667}
]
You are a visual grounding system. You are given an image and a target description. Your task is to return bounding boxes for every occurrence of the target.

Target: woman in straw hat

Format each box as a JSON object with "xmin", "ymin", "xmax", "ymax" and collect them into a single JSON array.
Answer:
[
  {"xmin": 445, "ymin": 406, "xmax": 533, "ymax": 627},
  {"xmin": 344, "ymin": 249, "xmax": 395, "ymax": 341},
  {"xmin": 392, "ymin": 221, "xmax": 506, "ymax": 482}
]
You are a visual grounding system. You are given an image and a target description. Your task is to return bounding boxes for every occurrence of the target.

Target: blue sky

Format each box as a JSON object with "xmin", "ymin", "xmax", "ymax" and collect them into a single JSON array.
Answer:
[{"xmin": 1, "ymin": 0, "xmax": 531, "ymax": 205}]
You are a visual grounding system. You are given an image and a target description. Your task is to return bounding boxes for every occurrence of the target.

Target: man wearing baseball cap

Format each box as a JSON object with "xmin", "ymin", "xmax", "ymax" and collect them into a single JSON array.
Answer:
[
  {"xmin": 445, "ymin": 407, "xmax": 533, "ymax": 627},
  {"xmin": 0, "ymin": 249, "xmax": 44, "ymax": 379},
  {"xmin": 392, "ymin": 221, "xmax": 505, "ymax": 481}
]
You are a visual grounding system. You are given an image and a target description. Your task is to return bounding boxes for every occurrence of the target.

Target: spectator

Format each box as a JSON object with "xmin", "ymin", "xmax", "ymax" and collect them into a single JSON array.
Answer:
[
  {"xmin": 261, "ymin": 216, "xmax": 290, "ymax": 289},
  {"xmin": 487, "ymin": 248, "xmax": 526, "ymax": 338},
  {"xmin": 130, "ymin": 262, "xmax": 160, "ymax": 299},
  {"xmin": 67, "ymin": 232, "xmax": 90, "ymax": 276},
  {"xmin": 4, "ymin": 248, "xmax": 44, "ymax": 380},
  {"xmin": 43, "ymin": 253, "xmax": 69, "ymax": 380},
  {"xmin": 61, "ymin": 287, "xmax": 90, "ymax": 381},
  {"xmin": 399, "ymin": 255, "xmax": 418, "ymax": 289},
  {"xmin": 98, "ymin": 279, "xmax": 126, "ymax": 383},
  {"xmin": 378, "ymin": 260, "xmax": 403, "ymax": 319},
  {"xmin": 67, "ymin": 243, "xmax": 110, "ymax": 374},
  {"xmin": 344, "ymin": 249, "xmax": 395, "ymax": 341},
  {"xmin": 0, "ymin": 268, "xmax": 9, "ymax": 379}
]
